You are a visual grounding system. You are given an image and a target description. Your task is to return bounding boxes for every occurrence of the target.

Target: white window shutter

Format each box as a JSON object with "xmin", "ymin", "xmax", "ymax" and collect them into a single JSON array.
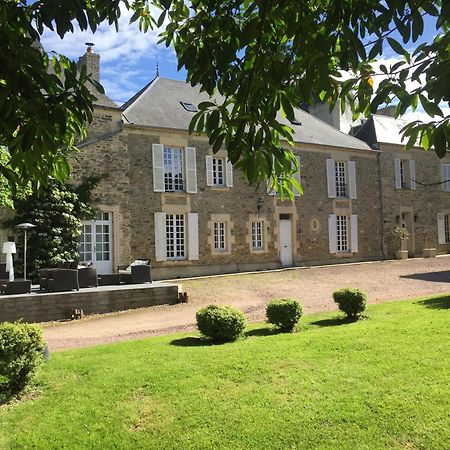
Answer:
[
  {"xmin": 326, "ymin": 159, "xmax": 336, "ymax": 198},
  {"xmin": 442, "ymin": 165, "xmax": 450, "ymax": 192},
  {"xmin": 328, "ymin": 214, "xmax": 337, "ymax": 254},
  {"xmin": 205, "ymin": 156, "xmax": 213, "ymax": 186},
  {"xmin": 267, "ymin": 179, "xmax": 276, "ymax": 195},
  {"xmin": 187, "ymin": 213, "xmax": 199, "ymax": 260},
  {"xmin": 350, "ymin": 214, "xmax": 358, "ymax": 253},
  {"xmin": 152, "ymin": 144, "xmax": 165, "ymax": 192},
  {"xmin": 409, "ymin": 160, "xmax": 416, "ymax": 190},
  {"xmin": 437, "ymin": 213, "xmax": 446, "ymax": 244},
  {"xmin": 154, "ymin": 212, "xmax": 167, "ymax": 261},
  {"xmin": 292, "ymin": 156, "xmax": 302, "ymax": 197},
  {"xmin": 185, "ymin": 147, "xmax": 197, "ymax": 193},
  {"xmin": 226, "ymin": 158, "xmax": 233, "ymax": 187},
  {"xmin": 348, "ymin": 161, "xmax": 357, "ymax": 199},
  {"xmin": 394, "ymin": 159, "xmax": 402, "ymax": 189}
]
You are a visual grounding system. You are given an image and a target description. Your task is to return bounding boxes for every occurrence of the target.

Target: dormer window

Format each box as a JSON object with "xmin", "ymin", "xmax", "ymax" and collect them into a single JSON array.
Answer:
[{"xmin": 180, "ymin": 101, "xmax": 198, "ymax": 112}]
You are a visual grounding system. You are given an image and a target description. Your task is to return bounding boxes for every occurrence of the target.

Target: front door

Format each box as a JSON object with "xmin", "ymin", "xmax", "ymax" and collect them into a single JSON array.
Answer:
[
  {"xmin": 401, "ymin": 211, "xmax": 415, "ymax": 256},
  {"xmin": 279, "ymin": 218, "xmax": 293, "ymax": 266},
  {"xmin": 79, "ymin": 212, "xmax": 113, "ymax": 273}
]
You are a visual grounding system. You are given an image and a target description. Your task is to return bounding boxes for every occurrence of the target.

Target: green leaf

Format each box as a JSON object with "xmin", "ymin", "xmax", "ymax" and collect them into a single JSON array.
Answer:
[
  {"xmin": 387, "ymin": 37, "xmax": 406, "ymax": 56},
  {"xmin": 434, "ymin": 126, "xmax": 447, "ymax": 158}
]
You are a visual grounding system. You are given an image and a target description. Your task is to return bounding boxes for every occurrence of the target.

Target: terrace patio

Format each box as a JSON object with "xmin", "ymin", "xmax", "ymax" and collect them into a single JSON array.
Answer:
[{"xmin": 0, "ymin": 281, "xmax": 180, "ymax": 323}]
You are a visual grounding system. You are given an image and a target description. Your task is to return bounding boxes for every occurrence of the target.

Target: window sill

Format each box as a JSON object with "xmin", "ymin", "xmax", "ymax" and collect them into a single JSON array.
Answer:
[{"xmin": 210, "ymin": 186, "xmax": 230, "ymax": 191}]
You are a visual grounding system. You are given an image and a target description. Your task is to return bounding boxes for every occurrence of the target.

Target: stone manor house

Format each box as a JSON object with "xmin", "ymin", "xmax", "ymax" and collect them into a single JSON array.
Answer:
[{"xmin": 2, "ymin": 49, "xmax": 450, "ymax": 280}]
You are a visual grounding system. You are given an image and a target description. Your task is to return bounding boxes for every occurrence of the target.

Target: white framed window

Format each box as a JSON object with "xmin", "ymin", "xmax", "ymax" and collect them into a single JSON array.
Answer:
[
  {"xmin": 441, "ymin": 164, "xmax": 450, "ymax": 192},
  {"xmin": 395, "ymin": 159, "xmax": 416, "ymax": 190},
  {"xmin": 166, "ymin": 214, "xmax": 185, "ymax": 260},
  {"xmin": 326, "ymin": 159, "xmax": 356, "ymax": 199},
  {"xmin": 164, "ymin": 146, "xmax": 184, "ymax": 192},
  {"xmin": 213, "ymin": 222, "xmax": 226, "ymax": 251},
  {"xmin": 336, "ymin": 215, "xmax": 349, "ymax": 252},
  {"xmin": 251, "ymin": 221, "xmax": 264, "ymax": 250},
  {"xmin": 445, "ymin": 215, "xmax": 450, "ymax": 243},
  {"xmin": 438, "ymin": 213, "xmax": 450, "ymax": 244},
  {"xmin": 335, "ymin": 161, "xmax": 347, "ymax": 197},
  {"xmin": 400, "ymin": 160, "xmax": 405, "ymax": 188},
  {"xmin": 206, "ymin": 155, "xmax": 233, "ymax": 187},
  {"xmin": 212, "ymin": 158, "xmax": 225, "ymax": 186}
]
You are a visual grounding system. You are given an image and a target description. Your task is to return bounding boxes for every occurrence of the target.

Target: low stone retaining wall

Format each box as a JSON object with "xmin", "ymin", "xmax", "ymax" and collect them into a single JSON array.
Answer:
[{"xmin": 0, "ymin": 282, "xmax": 179, "ymax": 323}]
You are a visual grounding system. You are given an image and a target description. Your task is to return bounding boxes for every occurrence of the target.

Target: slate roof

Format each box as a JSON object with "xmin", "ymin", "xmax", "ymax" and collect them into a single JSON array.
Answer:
[
  {"xmin": 122, "ymin": 77, "xmax": 372, "ymax": 152},
  {"xmin": 86, "ymin": 83, "xmax": 118, "ymax": 109},
  {"xmin": 350, "ymin": 114, "xmax": 412, "ymax": 148}
]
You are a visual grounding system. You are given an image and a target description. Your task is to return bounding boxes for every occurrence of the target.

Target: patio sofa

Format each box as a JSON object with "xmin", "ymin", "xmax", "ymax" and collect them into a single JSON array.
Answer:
[
  {"xmin": 118, "ymin": 259, "xmax": 152, "ymax": 284},
  {"xmin": 78, "ymin": 267, "xmax": 98, "ymax": 288},
  {"xmin": 0, "ymin": 263, "xmax": 9, "ymax": 280},
  {"xmin": 40, "ymin": 268, "xmax": 79, "ymax": 292}
]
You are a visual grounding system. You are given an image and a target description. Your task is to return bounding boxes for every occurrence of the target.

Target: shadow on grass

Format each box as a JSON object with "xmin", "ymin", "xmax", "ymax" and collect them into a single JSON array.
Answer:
[
  {"xmin": 417, "ymin": 295, "xmax": 450, "ymax": 310},
  {"xmin": 245, "ymin": 327, "xmax": 278, "ymax": 337},
  {"xmin": 169, "ymin": 336, "xmax": 215, "ymax": 347},
  {"xmin": 310, "ymin": 316, "xmax": 357, "ymax": 328}
]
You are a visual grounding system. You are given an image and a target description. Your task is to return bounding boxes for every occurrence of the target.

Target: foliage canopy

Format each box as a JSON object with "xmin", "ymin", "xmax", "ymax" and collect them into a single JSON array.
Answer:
[{"xmin": 1, "ymin": 0, "xmax": 449, "ymax": 196}]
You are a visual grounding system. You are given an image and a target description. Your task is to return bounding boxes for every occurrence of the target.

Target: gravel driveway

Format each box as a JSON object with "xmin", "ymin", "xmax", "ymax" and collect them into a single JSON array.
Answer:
[{"xmin": 43, "ymin": 256, "xmax": 450, "ymax": 351}]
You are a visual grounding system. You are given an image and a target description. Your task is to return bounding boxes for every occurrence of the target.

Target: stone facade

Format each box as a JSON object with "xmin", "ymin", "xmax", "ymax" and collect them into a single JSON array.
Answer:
[
  {"xmin": 1, "ymin": 51, "xmax": 448, "ymax": 280},
  {"xmin": 379, "ymin": 143, "xmax": 450, "ymax": 258}
]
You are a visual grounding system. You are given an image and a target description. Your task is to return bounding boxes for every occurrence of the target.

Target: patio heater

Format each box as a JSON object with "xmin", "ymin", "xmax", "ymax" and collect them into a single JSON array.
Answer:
[
  {"xmin": 16, "ymin": 223, "xmax": 36, "ymax": 280},
  {"xmin": 2, "ymin": 241, "xmax": 16, "ymax": 281}
]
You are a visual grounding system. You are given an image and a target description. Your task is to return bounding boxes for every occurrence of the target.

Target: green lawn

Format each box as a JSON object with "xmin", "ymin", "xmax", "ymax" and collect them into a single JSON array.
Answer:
[{"xmin": 1, "ymin": 295, "xmax": 449, "ymax": 450}]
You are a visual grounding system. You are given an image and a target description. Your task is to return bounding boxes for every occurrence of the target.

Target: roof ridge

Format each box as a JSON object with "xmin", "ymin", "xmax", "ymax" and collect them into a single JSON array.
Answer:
[{"xmin": 121, "ymin": 76, "xmax": 159, "ymax": 112}]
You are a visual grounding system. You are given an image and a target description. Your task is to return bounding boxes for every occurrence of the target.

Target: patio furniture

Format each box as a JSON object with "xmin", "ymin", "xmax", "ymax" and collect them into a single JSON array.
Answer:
[
  {"xmin": 0, "ymin": 279, "xmax": 31, "ymax": 295},
  {"xmin": 119, "ymin": 265, "xmax": 152, "ymax": 284},
  {"xmin": 46, "ymin": 269, "xmax": 79, "ymax": 292},
  {"xmin": 97, "ymin": 273, "xmax": 121, "ymax": 286},
  {"xmin": 0, "ymin": 263, "xmax": 10, "ymax": 281},
  {"xmin": 78, "ymin": 267, "xmax": 98, "ymax": 288}
]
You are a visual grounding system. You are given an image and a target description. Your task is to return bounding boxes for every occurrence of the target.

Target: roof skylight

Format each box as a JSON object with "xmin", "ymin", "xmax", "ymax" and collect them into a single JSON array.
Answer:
[{"xmin": 180, "ymin": 101, "xmax": 198, "ymax": 112}]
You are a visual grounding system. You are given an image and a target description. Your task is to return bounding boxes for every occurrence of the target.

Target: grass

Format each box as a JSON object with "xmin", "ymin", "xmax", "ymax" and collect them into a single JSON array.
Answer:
[{"xmin": 1, "ymin": 295, "xmax": 449, "ymax": 449}]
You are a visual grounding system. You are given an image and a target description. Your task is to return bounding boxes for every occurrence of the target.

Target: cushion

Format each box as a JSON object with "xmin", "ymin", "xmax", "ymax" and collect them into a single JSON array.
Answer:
[{"xmin": 125, "ymin": 259, "xmax": 149, "ymax": 271}]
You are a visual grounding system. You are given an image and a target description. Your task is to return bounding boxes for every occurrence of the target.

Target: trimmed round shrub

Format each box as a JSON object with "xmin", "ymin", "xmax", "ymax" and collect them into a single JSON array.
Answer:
[
  {"xmin": 0, "ymin": 322, "xmax": 46, "ymax": 396},
  {"xmin": 332, "ymin": 288, "xmax": 367, "ymax": 319},
  {"xmin": 266, "ymin": 299, "xmax": 303, "ymax": 332},
  {"xmin": 196, "ymin": 305, "xmax": 246, "ymax": 342}
]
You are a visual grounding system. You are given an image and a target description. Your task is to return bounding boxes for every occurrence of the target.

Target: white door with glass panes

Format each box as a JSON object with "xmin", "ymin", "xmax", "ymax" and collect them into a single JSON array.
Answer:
[{"xmin": 79, "ymin": 212, "xmax": 113, "ymax": 273}]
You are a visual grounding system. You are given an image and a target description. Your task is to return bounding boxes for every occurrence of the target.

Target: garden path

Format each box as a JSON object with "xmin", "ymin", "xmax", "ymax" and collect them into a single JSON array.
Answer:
[{"xmin": 43, "ymin": 256, "xmax": 450, "ymax": 350}]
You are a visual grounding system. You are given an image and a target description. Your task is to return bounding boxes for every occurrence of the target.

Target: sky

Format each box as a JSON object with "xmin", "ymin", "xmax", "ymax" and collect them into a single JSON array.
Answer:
[{"xmin": 40, "ymin": 5, "xmax": 447, "ymax": 122}]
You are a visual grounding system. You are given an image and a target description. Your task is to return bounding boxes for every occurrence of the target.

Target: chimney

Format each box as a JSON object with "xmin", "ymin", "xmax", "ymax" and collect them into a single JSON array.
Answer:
[
  {"xmin": 377, "ymin": 105, "xmax": 396, "ymax": 117},
  {"xmin": 77, "ymin": 42, "xmax": 100, "ymax": 82}
]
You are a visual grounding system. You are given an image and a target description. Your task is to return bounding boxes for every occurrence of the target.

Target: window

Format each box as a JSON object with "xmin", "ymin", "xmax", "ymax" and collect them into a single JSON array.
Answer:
[
  {"xmin": 180, "ymin": 101, "xmax": 198, "ymax": 112},
  {"xmin": 213, "ymin": 222, "xmax": 226, "ymax": 251},
  {"xmin": 251, "ymin": 221, "xmax": 264, "ymax": 250},
  {"xmin": 79, "ymin": 212, "xmax": 112, "ymax": 271},
  {"xmin": 395, "ymin": 159, "xmax": 416, "ymax": 190},
  {"xmin": 336, "ymin": 215, "xmax": 349, "ymax": 252},
  {"xmin": 445, "ymin": 214, "xmax": 450, "ymax": 243},
  {"xmin": 164, "ymin": 147, "xmax": 184, "ymax": 192},
  {"xmin": 442, "ymin": 164, "xmax": 450, "ymax": 192},
  {"xmin": 335, "ymin": 161, "xmax": 347, "ymax": 197},
  {"xmin": 212, "ymin": 158, "xmax": 225, "ymax": 186},
  {"xmin": 326, "ymin": 159, "xmax": 356, "ymax": 199},
  {"xmin": 166, "ymin": 214, "xmax": 185, "ymax": 259}
]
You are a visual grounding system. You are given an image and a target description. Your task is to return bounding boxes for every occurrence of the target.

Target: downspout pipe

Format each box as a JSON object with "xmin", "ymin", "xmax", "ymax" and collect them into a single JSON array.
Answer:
[{"xmin": 377, "ymin": 150, "xmax": 386, "ymax": 259}]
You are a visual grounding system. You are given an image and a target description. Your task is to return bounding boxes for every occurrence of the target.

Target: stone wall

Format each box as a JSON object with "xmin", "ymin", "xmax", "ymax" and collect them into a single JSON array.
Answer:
[
  {"xmin": 380, "ymin": 144, "xmax": 450, "ymax": 257},
  {"xmin": 71, "ymin": 106, "xmax": 132, "ymax": 268},
  {"xmin": 125, "ymin": 126, "xmax": 383, "ymax": 279},
  {"xmin": 0, "ymin": 283, "xmax": 179, "ymax": 323}
]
